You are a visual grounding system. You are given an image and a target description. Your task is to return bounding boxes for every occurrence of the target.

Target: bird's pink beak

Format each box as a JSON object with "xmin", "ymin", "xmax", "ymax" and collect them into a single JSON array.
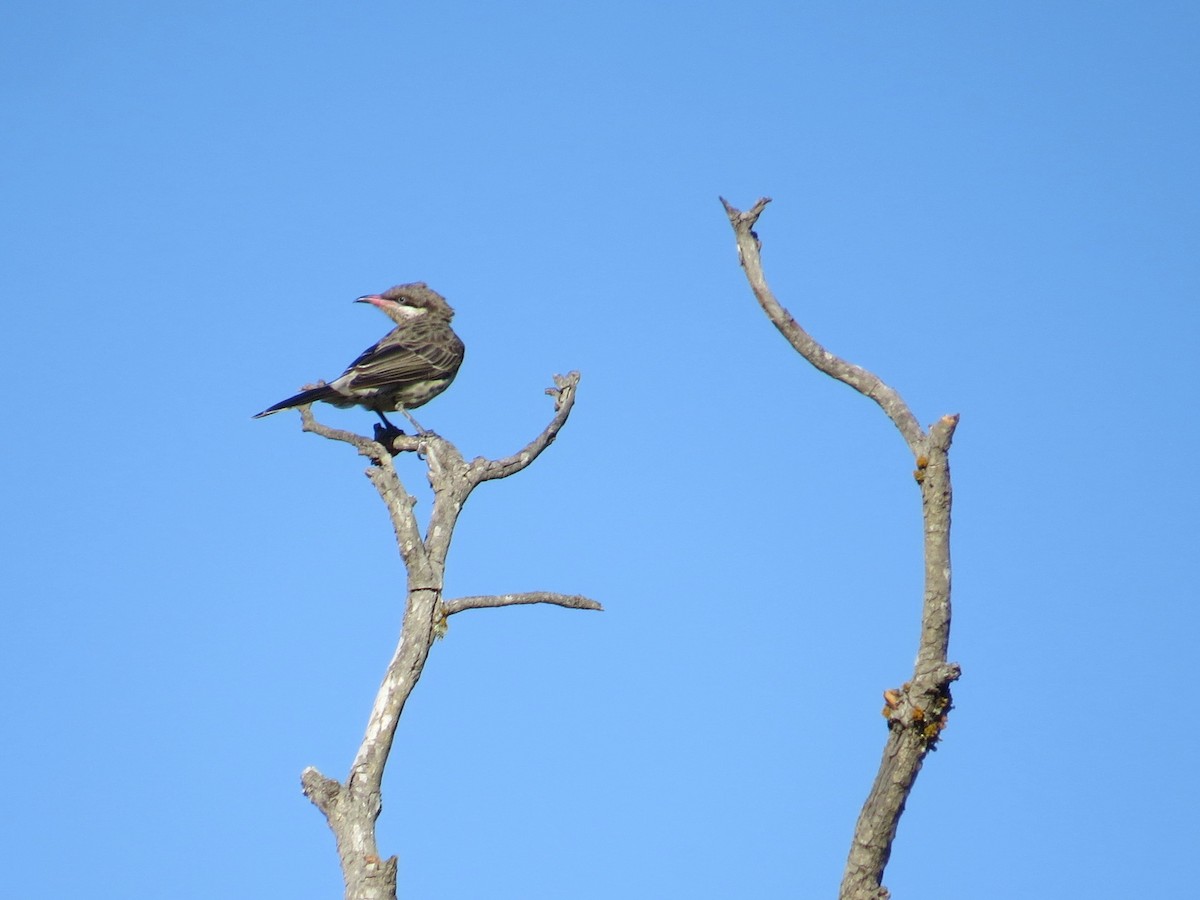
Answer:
[{"xmin": 356, "ymin": 294, "xmax": 384, "ymax": 306}]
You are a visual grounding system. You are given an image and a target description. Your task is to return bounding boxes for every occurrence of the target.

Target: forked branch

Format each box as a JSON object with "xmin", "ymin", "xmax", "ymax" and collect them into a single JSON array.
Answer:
[
  {"xmin": 723, "ymin": 197, "xmax": 960, "ymax": 900},
  {"xmin": 292, "ymin": 375, "xmax": 597, "ymax": 900}
]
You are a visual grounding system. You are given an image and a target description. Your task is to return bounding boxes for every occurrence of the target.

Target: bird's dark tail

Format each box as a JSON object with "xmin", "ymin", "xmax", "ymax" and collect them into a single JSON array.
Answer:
[{"xmin": 252, "ymin": 385, "xmax": 339, "ymax": 419}]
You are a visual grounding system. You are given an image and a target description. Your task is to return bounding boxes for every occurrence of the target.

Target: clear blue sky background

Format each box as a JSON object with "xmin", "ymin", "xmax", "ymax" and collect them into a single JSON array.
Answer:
[{"xmin": 3, "ymin": 3, "xmax": 1197, "ymax": 897}]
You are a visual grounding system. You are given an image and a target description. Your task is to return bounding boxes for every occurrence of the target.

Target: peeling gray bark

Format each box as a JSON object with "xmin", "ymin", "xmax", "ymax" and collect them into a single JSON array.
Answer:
[
  {"xmin": 284, "ymin": 373, "xmax": 599, "ymax": 899},
  {"xmin": 722, "ymin": 199, "xmax": 960, "ymax": 900}
]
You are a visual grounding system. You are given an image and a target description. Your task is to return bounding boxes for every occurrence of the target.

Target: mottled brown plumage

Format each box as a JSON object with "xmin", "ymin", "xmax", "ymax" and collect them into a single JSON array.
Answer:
[{"xmin": 254, "ymin": 283, "xmax": 465, "ymax": 430}]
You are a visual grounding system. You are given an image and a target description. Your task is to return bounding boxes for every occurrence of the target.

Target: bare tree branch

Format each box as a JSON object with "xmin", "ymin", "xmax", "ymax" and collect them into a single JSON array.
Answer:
[
  {"xmin": 285, "ymin": 375, "xmax": 594, "ymax": 900},
  {"xmin": 722, "ymin": 198, "xmax": 960, "ymax": 900},
  {"xmin": 469, "ymin": 371, "xmax": 581, "ymax": 483},
  {"xmin": 914, "ymin": 414, "xmax": 957, "ymax": 678},
  {"xmin": 720, "ymin": 197, "xmax": 926, "ymax": 454},
  {"xmin": 444, "ymin": 592, "xmax": 603, "ymax": 617}
]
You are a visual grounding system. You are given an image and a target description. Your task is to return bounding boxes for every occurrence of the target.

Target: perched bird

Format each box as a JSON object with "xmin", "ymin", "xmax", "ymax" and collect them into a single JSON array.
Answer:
[{"xmin": 253, "ymin": 282, "xmax": 465, "ymax": 431}]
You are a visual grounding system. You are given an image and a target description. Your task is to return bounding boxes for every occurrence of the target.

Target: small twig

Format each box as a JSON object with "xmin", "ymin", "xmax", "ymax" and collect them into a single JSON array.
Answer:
[
  {"xmin": 722, "ymin": 198, "xmax": 960, "ymax": 900},
  {"xmin": 444, "ymin": 592, "xmax": 603, "ymax": 617},
  {"xmin": 300, "ymin": 767, "xmax": 341, "ymax": 814},
  {"xmin": 299, "ymin": 405, "xmax": 424, "ymax": 459}
]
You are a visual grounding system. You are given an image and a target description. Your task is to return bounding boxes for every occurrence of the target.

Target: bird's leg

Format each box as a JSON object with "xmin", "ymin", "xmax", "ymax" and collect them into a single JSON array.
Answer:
[{"xmin": 399, "ymin": 408, "xmax": 429, "ymax": 434}]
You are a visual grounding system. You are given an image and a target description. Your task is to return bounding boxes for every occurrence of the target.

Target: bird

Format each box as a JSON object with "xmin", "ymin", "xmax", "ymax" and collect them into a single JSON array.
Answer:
[{"xmin": 253, "ymin": 282, "xmax": 465, "ymax": 432}]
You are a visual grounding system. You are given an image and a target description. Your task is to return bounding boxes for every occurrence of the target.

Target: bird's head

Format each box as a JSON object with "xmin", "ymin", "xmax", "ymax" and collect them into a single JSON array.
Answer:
[{"xmin": 356, "ymin": 282, "xmax": 455, "ymax": 323}]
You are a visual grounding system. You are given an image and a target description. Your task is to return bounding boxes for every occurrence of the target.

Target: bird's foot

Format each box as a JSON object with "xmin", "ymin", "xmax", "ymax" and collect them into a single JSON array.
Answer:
[
  {"xmin": 373, "ymin": 411, "xmax": 408, "ymax": 442},
  {"xmin": 372, "ymin": 421, "xmax": 407, "ymax": 446}
]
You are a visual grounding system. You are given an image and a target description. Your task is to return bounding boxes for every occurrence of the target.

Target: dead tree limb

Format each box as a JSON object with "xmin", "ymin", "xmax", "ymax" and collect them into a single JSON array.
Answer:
[
  {"xmin": 287, "ymin": 371, "xmax": 599, "ymax": 900},
  {"xmin": 443, "ymin": 592, "xmax": 602, "ymax": 616},
  {"xmin": 722, "ymin": 198, "xmax": 960, "ymax": 900}
]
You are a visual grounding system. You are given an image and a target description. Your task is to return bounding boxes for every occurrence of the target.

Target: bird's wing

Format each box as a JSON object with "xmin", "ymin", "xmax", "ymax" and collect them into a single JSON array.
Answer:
[{"xmin": 342, "ymin": 323, "xmax": 463, "ymax": 389}]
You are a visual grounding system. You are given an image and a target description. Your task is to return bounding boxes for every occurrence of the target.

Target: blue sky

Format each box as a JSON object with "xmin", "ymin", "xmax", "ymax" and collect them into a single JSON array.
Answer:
[{"xmin": 3, "ymin": 3, "xmax": 1197, "ymax": 897}]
